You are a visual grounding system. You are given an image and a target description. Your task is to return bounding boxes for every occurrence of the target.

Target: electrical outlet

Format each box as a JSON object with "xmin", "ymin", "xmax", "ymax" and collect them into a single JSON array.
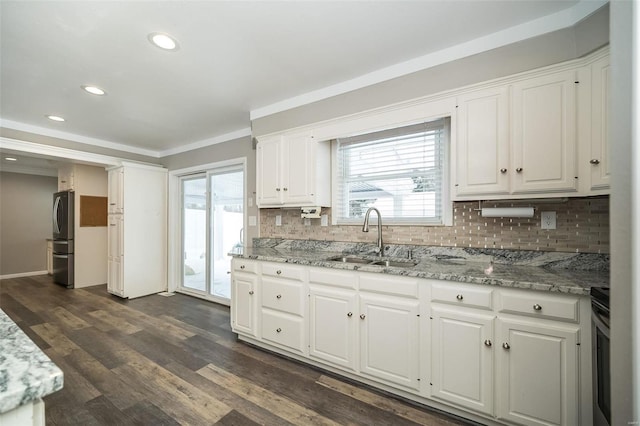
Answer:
[
  {"xmin": 321, "ymin": 214, "xmax": 328, "ymax": 227},
  {"xmin": 541, "ymin": 211, "xmax": 556, "ymax": 230},
  {"xmin": 249, "ymin": 216, "xmax": 256, "ymax": 226},
  {"xmin": 275, "ymin": 215, "xmax": 282, "ymax": 226},
  {"xmin": 304, "ymin": 218, "xmax": 311, "ymax": 226}
]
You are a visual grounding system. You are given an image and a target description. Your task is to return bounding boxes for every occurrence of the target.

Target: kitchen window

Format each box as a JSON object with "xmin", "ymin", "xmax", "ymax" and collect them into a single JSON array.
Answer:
[{"xmin": 333, "ymin": 117, "xmax": 451, "ymax": 225}]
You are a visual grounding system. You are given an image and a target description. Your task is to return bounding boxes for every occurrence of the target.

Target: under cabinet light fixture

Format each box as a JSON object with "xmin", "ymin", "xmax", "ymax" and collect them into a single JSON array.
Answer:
[
  {"xmin": 148, "ymin": 32, "xmax": 179, "ymax": 51},
  {"xmin": 4, "ymin": 157, "xmax": 17, "ymax": 161},
  {"xmin": 46, "ymin": 115, "xmax": 65, "ymax": 122},
  {"xmin": 81, "ymin": 85, "xmax": 106, "ymax": 96}
]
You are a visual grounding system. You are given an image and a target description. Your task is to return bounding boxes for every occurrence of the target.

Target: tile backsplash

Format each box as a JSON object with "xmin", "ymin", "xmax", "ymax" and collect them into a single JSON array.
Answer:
[{"xmin": 259, "ymin": 196, "xmax": 609, "ymax": 254}]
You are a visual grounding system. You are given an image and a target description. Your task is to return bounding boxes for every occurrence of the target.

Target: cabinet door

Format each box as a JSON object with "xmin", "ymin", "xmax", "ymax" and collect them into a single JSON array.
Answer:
[
  {"xmin": 590, "ymin": 55, "xmax": 611, "ymax": 190},
  {"xmin": 309, "ymin": 285, "xmax": 358, "ymax": 371},
  {"xmin": 359, "ymin": 293, "xmax": 420, "ymax": 390},
  {"xmin": 256, "ymin": 136, "xmax": 283, "ymax": 206},
  {"xmin": 496, "ymin": 318, "xmax": 579, "ymax": 426},
  {"xmin": 283, "ymin": 133, "xmax": 314, "ymax": 205},
  {"xmin": 455, "ymin": 87, "xmax": 510, "ymax": 197},
  {"xmin": 430, "ymin": 306, "xmax": 494, "ymax": 416},
  {"xmin": 108, "ymin": 168, "xmax": 124, "ymax": 214},
  {"xmin": 511, "ymin": 70, "xmax": 578, "ymax": 194},
  {"xmin": 107, "ymin": 215, "xmax": 124, "ymax": 296},
  {"xmin": 231, "ymin": 272, "xmax": 258, "ymax": 337}
]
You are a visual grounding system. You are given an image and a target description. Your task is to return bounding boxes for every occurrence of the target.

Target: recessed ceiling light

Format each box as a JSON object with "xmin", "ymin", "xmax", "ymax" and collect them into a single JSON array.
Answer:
[
  {"xmin": 4, "ymin": 157, "xmax": 17, "ymax": 161},
  {"xmin": 148, "ymin": 32, "xmax": 179, "ymax": 51},
  {"xmin": 82, "ymin": 85, "xmax": 106, "ymax": 96},
  {"xmin": 46, "ymin": 115, "xmax": 65, "ymax": 122}
]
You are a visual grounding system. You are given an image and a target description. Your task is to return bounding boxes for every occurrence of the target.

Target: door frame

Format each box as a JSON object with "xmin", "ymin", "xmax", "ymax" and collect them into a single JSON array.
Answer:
[{"xmin": 168, "ymin": 158, "xmax": 247, "ymax": 302}]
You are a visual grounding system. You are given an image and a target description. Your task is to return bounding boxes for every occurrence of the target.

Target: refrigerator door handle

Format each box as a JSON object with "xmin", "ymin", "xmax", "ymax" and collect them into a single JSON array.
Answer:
[
  {"xmin": 53, "ymin": 196, "xmax": 61, "ymax": 234},
  {"xmin": 53, "ymin": 254, "xmax": 69, "ymax": 259}
]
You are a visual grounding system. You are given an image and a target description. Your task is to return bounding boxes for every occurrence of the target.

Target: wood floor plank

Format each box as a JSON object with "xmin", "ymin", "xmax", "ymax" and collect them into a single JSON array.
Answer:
[
  {"xmin": 87, "ymin": 309, "xmax": 143, "ymax": 334},
  {"xmin": 47, "ymin": 306, "xmax": 92, "ymax": 330},
  {"xmin": 43, "ymin": 348, "xmax": 102, "ymax": 404},
  {"xmin": 163, "ymin": 361, "xmax": 297, "ymax": 426},
  {"xmin": 198, "ymin": 363, "xmax": 342, "ymax": 426},
  {"xmin": 31, "ymin": 322, "xmax": 81, "ymax": 356},
  {"xmin": 84, "ymin": 395, "xmax": 133, "ymax": 425},
  {"xmin": 112, "ymin": 360, "xmax": 232, "ymax": 424},
  {"xmin": 316, "ymin": 374, "xmax": 464, "ymax": 426},
  {"xmin": 121, "ymin": 401, "xmax": 181, "ymax": 426}
]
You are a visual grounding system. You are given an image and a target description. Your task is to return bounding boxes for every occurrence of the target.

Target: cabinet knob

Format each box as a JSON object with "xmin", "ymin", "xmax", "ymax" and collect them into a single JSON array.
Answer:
[
  {"xmin": 590, "ymin": 159, "xmax": 601, "ymax": 165},
  {"xmin": 283, "ymin": 187, "xmax": 288, "ymax": 191},
  {"xmin": 456, "ymin": 294, "xmax": 463, "ymax": 301},
  {"xmin": 276, "ymin": 188, "xmax": 281, "ymax": 191},
  {"xmin": 359, "ymin": 314, "xmax": 366, "ymax": 320},
  {"xmin": 502, "ymin": 342, "xmax": 510, "ymax": 350},
  {"xmin": 533, "ymin": 304, "xmax": 542, "ymax": 311},
  {"xmin": 276, "ymin": 270, "xmax": 282, "ymax": 275},
  {"xmin": 500, "ymin": 168, "xmax": 507, "ymax": 174},
  {"xmin": 484, "ymin": 339, "xmax": 492, "ymax": 347},
  {"xmin": 347, "ymin": 312, "xmax": 353, "ymax": 317},
  {"xmin": 516, "ymin": 167, "xmax": 523, "ymax": 173},
  {"xmin": 276, "ymin": 294, "xmax": 282, "ymax": 299},
  {"xmin": 276, "ymin": 328, "xmax": 282, "ymax": 333},
  {"xmin": 248, "ymin": 290, "xmax": 254, "ymax": 295},
  {"xmin": 240, "ymin": 265, "xmax": 245, "ymax": 269}
]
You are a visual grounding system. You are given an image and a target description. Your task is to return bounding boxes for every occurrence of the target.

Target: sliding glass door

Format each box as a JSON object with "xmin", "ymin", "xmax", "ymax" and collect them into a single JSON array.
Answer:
[{"xmin": 180, "ymin": 165, "xmax": 244, "ymax": 305}]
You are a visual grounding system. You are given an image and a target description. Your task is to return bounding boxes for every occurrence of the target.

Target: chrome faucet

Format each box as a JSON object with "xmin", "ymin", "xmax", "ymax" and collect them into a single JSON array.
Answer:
[{"xmin": 362, "ymin": 207, "xmax": 384, "ymax": 256}]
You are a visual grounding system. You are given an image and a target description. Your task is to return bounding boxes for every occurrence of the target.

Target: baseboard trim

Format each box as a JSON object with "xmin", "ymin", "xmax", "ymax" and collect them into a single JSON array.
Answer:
[{"xmin": 0, "ymin": 270, "xmax": 48, "ymax": 280}]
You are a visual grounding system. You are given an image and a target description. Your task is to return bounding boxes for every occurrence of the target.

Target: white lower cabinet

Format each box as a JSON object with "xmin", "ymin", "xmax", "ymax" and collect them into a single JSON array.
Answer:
[
  {"xmin": 495, "ymin": 318, "xmax": 579, "ymax": 426},
  {"xmin": 230, "ymin": 260, "xmax": 591, "ymax": 426},
  {"xmin": 309, "ymin": 285, "xmax": 358, "ymax": 371},
  {"xmin": 430, "ymin": 305, "xmax": 495, "ymax": 416},
  {"xmin": 359, "ymin": 292, "xmax": 420, "ymax": 391}
]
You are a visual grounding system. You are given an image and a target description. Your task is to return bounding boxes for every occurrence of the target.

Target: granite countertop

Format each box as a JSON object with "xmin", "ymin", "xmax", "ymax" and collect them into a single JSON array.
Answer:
[
  {"xmin": 0, "ymin": 309, "xmax": 63, "ymax": 414},
  {"xmin": 230, "ymin": 240, "xmax": 610, "ymax": 296}
]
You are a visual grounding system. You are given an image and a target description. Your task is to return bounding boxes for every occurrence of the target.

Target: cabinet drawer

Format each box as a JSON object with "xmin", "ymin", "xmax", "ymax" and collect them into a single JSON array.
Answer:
[
  {"xmin": 498, "ymin": 290, "xmax": 579, "ymax": 323},
  {"xmin": 359, "ymin": 273, "xmax": 418, "ymax": 298},
  {"xmin": 261, "ymin": 277, "xmax": 304, "ymax": 316},
  {"xmin": 309, "ymin": 267, "xmax": 358, "ymax": 289},
  {"xmin": 233, "ymin": 259, "xmax": 259, "ymax": 274},
  {"xmin": 431, "ymin": 282, "xmax": 493, "ymax": 310},
  {"xmin": 261, "ymin": 310, "xmax": 305, "ymax": 353},
  {"xmin": 262, "ymin": 263, "xmax": 305, "ymax": 281}
]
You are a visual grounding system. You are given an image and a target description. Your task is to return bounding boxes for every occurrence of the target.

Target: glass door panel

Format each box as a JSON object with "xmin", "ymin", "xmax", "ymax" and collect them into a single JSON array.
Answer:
[
  {"xmin": 182, "ymin": 175, "xmax": 207, "ymax": 293},
  {"xmin": 209, "ymin": 169, "xmax": 244, "ymax": 301}
]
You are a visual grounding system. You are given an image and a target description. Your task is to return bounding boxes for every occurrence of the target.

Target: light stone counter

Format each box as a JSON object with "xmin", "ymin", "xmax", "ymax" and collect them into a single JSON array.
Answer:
[
  {"xmin": 0, "ymin": 309, "xmax": 63, "ymax": 421},
  {"xmin": 230, "ymin": 239, "xmax": 609, "ymax": 295}
]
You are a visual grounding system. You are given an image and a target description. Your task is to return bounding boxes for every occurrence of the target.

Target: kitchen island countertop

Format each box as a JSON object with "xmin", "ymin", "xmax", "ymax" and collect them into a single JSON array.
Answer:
[{"xmin": 0, "ymin": 309, "xmax": 63, "ymax": 414}]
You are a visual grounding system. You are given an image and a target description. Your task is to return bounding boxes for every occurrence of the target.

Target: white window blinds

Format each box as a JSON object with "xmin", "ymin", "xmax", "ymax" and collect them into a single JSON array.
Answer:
[{"xmin": 335, "ymin": 118, "xmax": 448, "ymax": 224}]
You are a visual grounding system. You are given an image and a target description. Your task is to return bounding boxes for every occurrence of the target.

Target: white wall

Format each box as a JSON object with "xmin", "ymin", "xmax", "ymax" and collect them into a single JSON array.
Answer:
[{"xmin": 72, "ymin": 164, "xmax": 108, "ymax": 288}]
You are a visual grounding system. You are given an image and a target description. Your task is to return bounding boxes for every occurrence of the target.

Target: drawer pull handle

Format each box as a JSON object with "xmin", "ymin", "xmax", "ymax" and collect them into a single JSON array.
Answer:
[
  {"xmin": 240, "ymin": 265, "xmax": 245, "ymax": 269},
  {"xmin": 456, "ymin": 294, "xmax": 463, "ymax": 301},
  {"xmin": 248, "ymin": 290, "xmax": 254, "ymax": 295},
  {"xmin": 533, "ymin": 304, "xmax": 542, "ymax": 311},
  {"xmin": 276, "ymin": 294, "xmax": 282, "ymax": 299},
  {"xmin": 276, "ymin": 328, "xmax": 282, "ymax": 333},
  {"xmin": 276, "ymin": 270, "xmax": 282, "ymax": 275},
  {"xmin": 502, "ymin": 342, "xmax": 510, "ymax": 350},
  {"xmin": 484, "ymin": 339, "xmax": 492, "ymax": 347},
  {"xmin": 359, "ymin": 314, "xmax": 366, "ymax": 320},
  {"xmin": 347, "ymin": 312, "xmax": 353, "ymax": 317}
]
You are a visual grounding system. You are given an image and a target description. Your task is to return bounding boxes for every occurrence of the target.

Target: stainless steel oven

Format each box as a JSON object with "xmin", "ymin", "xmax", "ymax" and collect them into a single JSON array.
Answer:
[{"xmin": 591, "ymin": 287, "xmax": 610, "ymax": 426}]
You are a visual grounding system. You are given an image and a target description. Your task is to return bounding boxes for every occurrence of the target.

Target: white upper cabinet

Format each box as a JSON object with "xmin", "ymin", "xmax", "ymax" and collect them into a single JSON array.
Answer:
[
  {"xmin": 256, "ymin": 132, "xmax": 331, "ymax": 207},
  {"xmin": 588, "ymin": 54, "xmax": 611, "ymax": 191},
  {"xmin": 511, "ymin": 70, "xmax": 578, "ymax": 195},
  {"xmin": 107, "ymin": 167, "xmax": 124, "ymax": 214},
  {"xmin": 454, "ymin": 86, "xmax": 510, "ymax": 197}
]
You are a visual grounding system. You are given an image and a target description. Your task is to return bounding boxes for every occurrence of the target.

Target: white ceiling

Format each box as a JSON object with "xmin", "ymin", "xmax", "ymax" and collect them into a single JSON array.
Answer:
[{"xmin": 0, "ymin": 1, "xmax": 605, "ymax": 158}]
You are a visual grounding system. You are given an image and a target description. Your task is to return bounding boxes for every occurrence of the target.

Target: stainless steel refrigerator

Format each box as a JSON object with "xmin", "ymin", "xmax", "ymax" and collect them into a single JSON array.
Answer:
[{"xmin": 52, "ymin": 190, "xmax": 74, "ymax": 288}]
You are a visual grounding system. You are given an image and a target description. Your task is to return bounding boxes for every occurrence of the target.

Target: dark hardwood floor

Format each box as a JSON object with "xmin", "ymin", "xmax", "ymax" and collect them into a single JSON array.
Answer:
[{"xmin": 1, "ymin": 274, "xmax": 473, "ymax": 425}]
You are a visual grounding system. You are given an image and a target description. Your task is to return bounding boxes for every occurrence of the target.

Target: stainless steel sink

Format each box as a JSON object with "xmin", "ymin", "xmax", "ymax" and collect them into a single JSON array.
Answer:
[
  {"xmin": 326, "ymin": 255, "xmax": 418, "ymax": 268},
  {"xmin": 326, "ymin": 255, "xmax": 373, "ymax": 264},
  {"xmin": 370, "ymin": 259, "xmax": 419, "ymax": 268}
]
